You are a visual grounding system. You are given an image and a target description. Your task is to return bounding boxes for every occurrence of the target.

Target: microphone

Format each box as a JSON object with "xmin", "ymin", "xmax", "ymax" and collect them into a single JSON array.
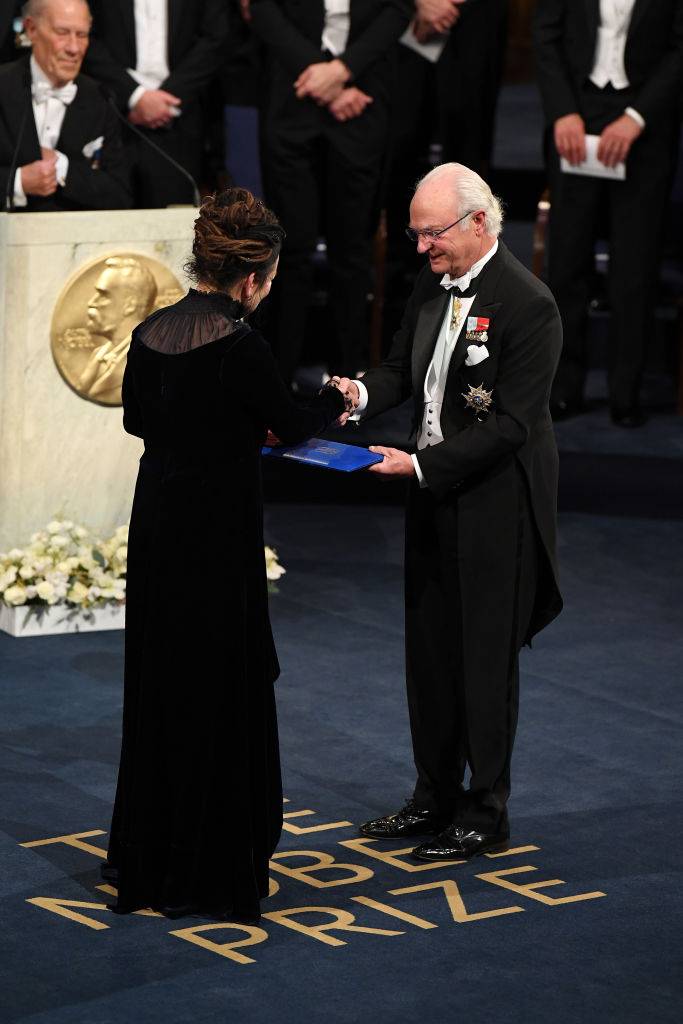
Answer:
[
  {"xmin": 100, "ymin": 85, "xmax": 200, "ymax": 207},
  {"xmin": 5, "ymin": 62, "xmax": 32, "ymax": 212}
]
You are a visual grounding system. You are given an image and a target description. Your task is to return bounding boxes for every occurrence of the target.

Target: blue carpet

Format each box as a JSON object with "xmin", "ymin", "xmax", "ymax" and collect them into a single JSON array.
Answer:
[{"xmin": 1, "ymin": 498, "xmax": 682, "ymax": 1023}]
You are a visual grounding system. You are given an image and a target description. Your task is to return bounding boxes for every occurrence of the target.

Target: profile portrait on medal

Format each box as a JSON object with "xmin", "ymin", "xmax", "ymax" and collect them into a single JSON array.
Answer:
[{"xmin": 50, "ymin": 252, "xmax": 182, "ymax": 405}]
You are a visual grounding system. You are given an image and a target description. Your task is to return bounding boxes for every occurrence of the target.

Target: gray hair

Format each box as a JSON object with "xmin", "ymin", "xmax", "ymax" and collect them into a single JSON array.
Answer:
[
  {"xmin": 416, "ymin": 163, "xmax": 504, "ymax": 238},
  {"xmin": 23, "ymin": 0, "xmax": 91, "ymax": 19}
]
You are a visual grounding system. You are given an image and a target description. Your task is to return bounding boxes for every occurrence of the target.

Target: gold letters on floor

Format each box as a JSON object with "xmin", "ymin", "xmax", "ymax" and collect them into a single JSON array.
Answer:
[{"xmin": 19, "ymin": 800, "xmax": 606, "ymax": 965}]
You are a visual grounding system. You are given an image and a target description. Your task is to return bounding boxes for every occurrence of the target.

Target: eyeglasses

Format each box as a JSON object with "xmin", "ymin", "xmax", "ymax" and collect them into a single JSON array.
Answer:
[{"xmin": 405, "ymin": 210, "xmax": 475, "ymax": 243}]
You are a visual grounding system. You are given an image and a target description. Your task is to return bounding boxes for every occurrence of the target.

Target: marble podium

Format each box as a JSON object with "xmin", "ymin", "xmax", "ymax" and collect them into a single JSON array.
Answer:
[{"xmin": 0, "ymin": 208, "xmax": 196, "ymax": 550}]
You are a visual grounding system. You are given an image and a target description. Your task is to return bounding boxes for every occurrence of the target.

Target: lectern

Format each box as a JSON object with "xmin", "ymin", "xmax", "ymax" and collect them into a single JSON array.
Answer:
[{"xmin": 0, "ymin": 208, "xmax": 196, "ymax": 550}]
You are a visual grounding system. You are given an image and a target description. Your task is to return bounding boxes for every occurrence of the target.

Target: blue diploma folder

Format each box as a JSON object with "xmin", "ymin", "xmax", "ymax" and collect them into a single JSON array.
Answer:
[{"xmin": 262, "ymin": 438, "xmax": 383, "ymax": 472}]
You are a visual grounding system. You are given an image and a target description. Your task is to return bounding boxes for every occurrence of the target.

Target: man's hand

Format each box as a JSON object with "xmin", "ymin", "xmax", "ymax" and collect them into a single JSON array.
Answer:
[
  {"xmin": 129, "ymin": 89, "xmax": 181, "ymax": 130},
  {"xmin": 20, "ymin": 153, "xmax": 58, "ymax": 196},
  {"xmin": 415, "ymin": 0, "xmax": 461, "ymax": 35},
  {"xmin": 294, "ymin": 59, "xmax": 351, "ymax": 105},
  {"xmin": 597, "ymin": 114, "xmax": 642, "ymax": 168},
  {"xmin": 328, "ymin": 87, "xmax": 373, "ymax": 123},
  {"xmin": 554, "ymin": 113, "xmax": 586, "ymax": 166},
  {"xmin": 239, "ymin": 0, "xmax": 251, "ymax": 21},
  {"xmin": 367, "ymin": 446, "xmax": 415, "ymax": 477}
]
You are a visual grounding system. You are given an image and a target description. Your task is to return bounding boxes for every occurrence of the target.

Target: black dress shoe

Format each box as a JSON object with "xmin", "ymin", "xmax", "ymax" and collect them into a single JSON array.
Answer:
[
  {"xmin": 411, "ymin": 825, "xmax": 509, "ymax": 861},
  {"xmin": 549, "ymin": 398, "xmax": 583, "ymax": 421},
  {"xmin": 359, "ymin": 799, "xmax": 444, "ymax": 839},
  {"xmin": 610, "ymin": 405, "xmax": 647, "ymax": 428}
]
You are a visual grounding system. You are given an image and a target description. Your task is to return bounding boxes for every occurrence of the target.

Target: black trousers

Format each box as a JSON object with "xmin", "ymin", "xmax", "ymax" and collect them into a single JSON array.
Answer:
[
  {"xmin": 126, "ymin": 105, "xmax": 203, "ymax": 209},
  {"xmin": 385, "ymin": 0, "xmax": 507, "ymax": 262},
  {"xmin": 262, "ymin": 78, "xmax": 389, "ymax": 381},
  {"xmin": 405, "ymin": 460, "xmax": 538, "ymax": 832},
  {"xmin": 548, "ymin": 84, "xmax": 678, "ymax": 409}
]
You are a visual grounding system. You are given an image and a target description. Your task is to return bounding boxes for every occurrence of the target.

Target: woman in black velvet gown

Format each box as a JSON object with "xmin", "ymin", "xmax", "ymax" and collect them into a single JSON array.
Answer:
[{"xmin": 103, "ymin": 189, "xmax": 348, "ymax": 920}]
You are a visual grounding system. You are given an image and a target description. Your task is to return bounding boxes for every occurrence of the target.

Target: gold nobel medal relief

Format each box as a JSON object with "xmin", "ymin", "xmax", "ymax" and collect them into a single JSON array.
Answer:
[{"xmin": 50, "ymin": 252, "xmax": 183, "ymax": 406}]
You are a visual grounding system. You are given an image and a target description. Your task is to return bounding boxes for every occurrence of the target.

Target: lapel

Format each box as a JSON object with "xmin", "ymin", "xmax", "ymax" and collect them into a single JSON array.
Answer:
[
  {"xmin": 5, "ymin": 58, "xmax": 41, "ymax": 163},
  {"xmin": 627, "ymin": 0, "xmax": 649, "ymax": 37},
  {"xmin": 443, "ymin": 245, "xmax": 506, "ymax": 395},
  {"xmin": 585, "ymin": 0, "xmax": 599, "ymax": 40},
  {"xmin": 167, "ymin": 0, "xmax": 183, "ymax": 67},
  {"xmin": 411, "ymin": 288, "xmax": 449, "ymax": 394},
  {"xmin": 56, "ymin": 80, "xmax": 90, "ymax": 158},
  {"xmin": 121, "ymin": 0, "xmax": 136, "ymax": 62}
]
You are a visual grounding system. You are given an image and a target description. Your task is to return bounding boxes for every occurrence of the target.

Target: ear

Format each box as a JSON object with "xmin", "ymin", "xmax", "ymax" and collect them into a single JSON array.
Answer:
[
  {"xmin": 23, "ymin": 16, "xmax": 38, "ymax": 44},
  {"xmin": 241, "ymin": 272, "xmax": 258, "ymax": 303},
  {"xmin": 472, "ymin": 211, "xmax": 487, "ymax": 236}
]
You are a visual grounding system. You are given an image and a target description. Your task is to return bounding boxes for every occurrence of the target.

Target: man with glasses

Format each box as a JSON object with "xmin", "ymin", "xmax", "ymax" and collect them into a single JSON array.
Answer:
[{"xmin": 336, "ymin": 162, "xmax": 563, "ymax": 859}]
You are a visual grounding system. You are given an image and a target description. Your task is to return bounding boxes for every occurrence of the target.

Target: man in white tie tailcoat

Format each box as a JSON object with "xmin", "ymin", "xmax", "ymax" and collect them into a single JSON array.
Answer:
[
  {"xmin": 0, "ymin": 0, "xmax": 130, "ymax": 211},
  {"xmin": 337, "ymin": 162, "xmax": 563, "ymax": 859}
]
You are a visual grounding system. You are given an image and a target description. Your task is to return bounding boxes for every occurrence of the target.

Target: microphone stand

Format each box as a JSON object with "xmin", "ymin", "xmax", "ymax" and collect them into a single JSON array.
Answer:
[{"xmin": 101, "ymin": 86, "xmax": 201, "ymax": 208}]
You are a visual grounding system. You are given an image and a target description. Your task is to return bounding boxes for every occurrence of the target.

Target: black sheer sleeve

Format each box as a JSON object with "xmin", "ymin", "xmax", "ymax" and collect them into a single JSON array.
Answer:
[
  {"xmin": 121, "ymin": 337, "xmax": 144, "ymax": 439},
  {"xmin": 223, "ymin": 331, "xmax": 346, "ymax": 444}
]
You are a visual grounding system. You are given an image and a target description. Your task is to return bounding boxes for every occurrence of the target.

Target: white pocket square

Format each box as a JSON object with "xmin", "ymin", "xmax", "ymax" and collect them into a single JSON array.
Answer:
[
  {"xmin": 465, "ymin": 344, "xmax": 489, "ymax": 367},
  {"xmin": 82, "ymin": 136, "xmax": 104, "ymax": 160}
]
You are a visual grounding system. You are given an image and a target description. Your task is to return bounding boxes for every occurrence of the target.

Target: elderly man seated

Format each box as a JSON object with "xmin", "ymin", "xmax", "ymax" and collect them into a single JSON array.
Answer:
[{"xmin": 0, "ymin": 0, "xmax": 130, "ymax": 211}]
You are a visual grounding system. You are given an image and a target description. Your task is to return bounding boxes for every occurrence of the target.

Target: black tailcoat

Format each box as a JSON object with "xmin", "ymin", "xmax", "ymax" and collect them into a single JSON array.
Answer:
[
  {"xmin": 0, "ymin": 56, "xmax": 130, "ymax": 211},
  {"xmin": 250, "ymin": 0, "xmax": 411, "ymax": 379},
  {"xmin": 83, "ymin": 0, "xmax": 229, "ymax": 207},
  {"xmin": 533, "ymin": 0, "xmax": 683, "ymax": 408},
  {"xmin": 361, "ymin": 242, "xmax": 563, "ymax": 828}
]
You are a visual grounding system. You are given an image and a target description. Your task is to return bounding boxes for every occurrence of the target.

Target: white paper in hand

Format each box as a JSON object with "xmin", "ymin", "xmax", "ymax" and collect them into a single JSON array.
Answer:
[{"xmin": 560, "ymin": 134, "xmax": 626, "ymax": 181}]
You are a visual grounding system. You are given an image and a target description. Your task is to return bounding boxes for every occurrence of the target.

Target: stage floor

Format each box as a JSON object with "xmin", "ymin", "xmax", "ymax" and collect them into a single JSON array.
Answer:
[{"xmin": 1, "ymin": 486, "xmax": 682, "ymax": 1021}]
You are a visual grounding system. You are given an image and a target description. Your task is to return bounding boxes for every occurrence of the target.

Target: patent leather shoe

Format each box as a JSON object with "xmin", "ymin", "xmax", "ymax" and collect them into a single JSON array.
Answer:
[
  {"xmin": 360, "ymin": 799, "xmax": 444, "ymax": 839},
  {"xmin": 411, "ymin": 824, "xmax": 509, "ymax": 861}
]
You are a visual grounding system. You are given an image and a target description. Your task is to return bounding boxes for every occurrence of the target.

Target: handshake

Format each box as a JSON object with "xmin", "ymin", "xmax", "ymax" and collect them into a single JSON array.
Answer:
[{"xmin": 322, "ymin": 375, "xmax": 361, "ymax": 426}]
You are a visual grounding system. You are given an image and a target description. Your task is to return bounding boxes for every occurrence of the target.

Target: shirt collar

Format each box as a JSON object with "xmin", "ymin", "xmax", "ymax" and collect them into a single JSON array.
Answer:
[
  {"xmin": 440, "ymin": 238, "xmax": 499, "ymax": 293},
  {"xmin": 30, "ymin": 54, "xmax": 77, "ymax": 92}
]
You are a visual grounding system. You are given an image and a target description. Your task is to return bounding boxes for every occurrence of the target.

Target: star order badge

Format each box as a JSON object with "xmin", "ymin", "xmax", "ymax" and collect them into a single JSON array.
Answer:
[{"xmin": 462, "ymin": 383, "xmax": 493, "ymax": 417}]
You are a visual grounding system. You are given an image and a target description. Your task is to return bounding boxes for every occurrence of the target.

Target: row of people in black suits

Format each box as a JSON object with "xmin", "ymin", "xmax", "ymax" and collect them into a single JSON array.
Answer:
[{"xmin": 0, "ymin": 0, "xmax": 229, "ymax": 211}]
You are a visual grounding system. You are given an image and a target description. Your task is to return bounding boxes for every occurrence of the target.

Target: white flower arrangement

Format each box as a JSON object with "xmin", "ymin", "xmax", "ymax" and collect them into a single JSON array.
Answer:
[
  {"xmin": 265, "ymin": 545, "xmax": 286, "ymax": 593},
  {"xmin": 0, "ymin": 521, "xmax": 287, "ymax": 609},
  {"xmin": 0, "ymin": 520, "xmax": 127, "ymax": 610}
]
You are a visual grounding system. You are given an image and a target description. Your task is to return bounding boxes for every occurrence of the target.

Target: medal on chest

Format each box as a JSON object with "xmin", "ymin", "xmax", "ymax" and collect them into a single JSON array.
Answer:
[{"xmin": 450, "ymin": 296, "xmax": 464, "ymax": 332}]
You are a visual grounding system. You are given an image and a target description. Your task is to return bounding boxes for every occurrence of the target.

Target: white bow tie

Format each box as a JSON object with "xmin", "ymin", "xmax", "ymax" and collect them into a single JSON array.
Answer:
[
  {"xmin": 32, "ymin": 80, "xmax": 77, "ymax": 106},
  {"xmin": 441, "ymin": 271, "xmax": 474, "ymax": 293}
]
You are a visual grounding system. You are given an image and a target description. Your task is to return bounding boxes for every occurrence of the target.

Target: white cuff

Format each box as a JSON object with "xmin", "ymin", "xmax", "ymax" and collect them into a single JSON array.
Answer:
[
  {"xmin": 54, "ymin": 151, "xmax": 69, "ymax": 188},
  {"xmin": 411, "ymin": 453, "xmax": 427, "ymax": 487},
  {"xmin": 353, "ymin": 378, "xmax": 369, "ymax": 414},
  {"xmin": 625, "ymin": 106, "xmax": 645, "ymax": 130},
  {"xmin": 128, "ymin": 84, "xmax": 147, "ymax": 110},
  {"xmin": 13, "ymin": 167, "xmax": 27, "ymax": 207}
]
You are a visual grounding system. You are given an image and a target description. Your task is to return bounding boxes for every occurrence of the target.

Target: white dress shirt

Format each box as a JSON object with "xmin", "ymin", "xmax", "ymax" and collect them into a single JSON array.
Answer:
[
  {"xmin": 127, "ymin": 0, "xmax": 172, "ymax": 111},
  {"xmin": 590, "ymin": 0, "xmax": 645, "ymax": 128},
  {"xmin": 353, "ymin": 240, "xmax": 499, "ymax": 487},
  {"xmin": 322, "ymin": 0, "xmax": 351, "ymax": 56},
  {"xmin": 13, "ymin": 55, "xmax": 74, "ymax": 208}
]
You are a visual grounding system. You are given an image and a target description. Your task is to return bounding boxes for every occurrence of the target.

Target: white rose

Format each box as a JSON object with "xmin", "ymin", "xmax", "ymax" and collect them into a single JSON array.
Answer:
[
  {"xmin": 49, "ymin": 535, "xmax": 69, "ymax": 550},
  {"xmin": 25, "ymin": 585, "xmax": 37, "ymax": 599},
  {"xmin": 0, "ymin": 566, "xmax": 18, "ymax": 591},
  {"xmin": 47, "ymin": 520, "xmax": 63, "ymax": 534},
  {"xmin": 67, "ymin": 580, "xmax": 89, "ymax": 605},
  {"xmin": 266, "ymin": 562, "xmax": 286, "ymax": 581},
  {"xmin": 4, "ymin": 584, "xmax": 27, "ymax": 606},
  {"xmin": 19, "ymin": 564, "xmax": 35, "ymax": 580},
  {"xmin": 74, "ymin": 526, "xmax": 88, "ymax": 539},
  {"xmin": 62, "ymin": 520, "xmax": 74, "ymax": 531},
  {"xmin": 8, "ymin": 548, "xmax": 24, "ymax": 559},
  {"xmin": 36, "ymin": 580, "xmax": 55, "ymax": 602}
]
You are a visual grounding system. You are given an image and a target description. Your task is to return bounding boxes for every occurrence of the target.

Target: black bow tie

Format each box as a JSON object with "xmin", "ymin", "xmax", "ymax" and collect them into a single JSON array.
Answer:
[{"xmin": 450, "ymin": 274, "xmax": 481, "ymax": 299}]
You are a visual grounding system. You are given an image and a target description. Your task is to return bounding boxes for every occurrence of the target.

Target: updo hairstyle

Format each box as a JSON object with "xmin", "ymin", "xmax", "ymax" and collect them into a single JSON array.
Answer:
[{"xmin": 186, "ymin": 188, "xmax": 285, "ymax": 292}]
